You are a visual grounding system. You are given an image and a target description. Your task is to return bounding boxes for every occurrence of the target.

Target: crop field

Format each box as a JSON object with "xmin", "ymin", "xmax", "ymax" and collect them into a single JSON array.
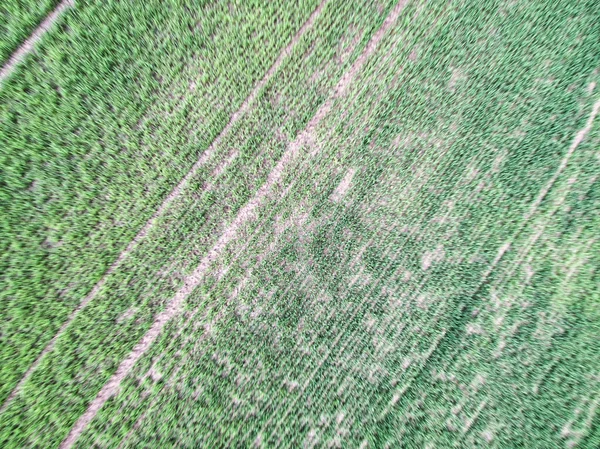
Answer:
[{"xmin": 0, "ymin": 0, "xmax": 599, "ymax": 447}]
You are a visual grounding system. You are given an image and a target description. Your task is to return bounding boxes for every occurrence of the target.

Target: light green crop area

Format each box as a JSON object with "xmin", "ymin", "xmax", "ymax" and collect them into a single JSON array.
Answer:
[{"xmin": 0, "ymin": 0, "xmax": 599, "ymax": 448}]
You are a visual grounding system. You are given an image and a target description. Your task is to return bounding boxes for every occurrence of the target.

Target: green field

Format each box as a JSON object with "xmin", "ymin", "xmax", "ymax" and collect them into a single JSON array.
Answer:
[{"xmin": 0, "ymin": 0, "xmax": 599, "ymax": 447}]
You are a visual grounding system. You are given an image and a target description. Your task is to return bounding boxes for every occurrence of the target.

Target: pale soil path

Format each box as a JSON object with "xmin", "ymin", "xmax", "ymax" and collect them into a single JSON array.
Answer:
[
  {"xmin": 0, "ymin": 0, "xmax": 328, "ymax": 414},
  {"xmin": 524, "ymin": 99, "xmax": 600, "ymax": 222},
  {"xmin": 59, "ymin": 1, "xmax": 410, "ymax": 447},
  {"xmin": 0, "ymin": 0, "xmax": 74, "ymax": 83}
]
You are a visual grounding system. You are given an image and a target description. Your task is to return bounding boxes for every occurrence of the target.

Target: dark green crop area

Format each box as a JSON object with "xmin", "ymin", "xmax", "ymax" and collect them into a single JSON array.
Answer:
[{"xmin": 1, "ymin": 0, "xmax": 599, "ymax": 448}]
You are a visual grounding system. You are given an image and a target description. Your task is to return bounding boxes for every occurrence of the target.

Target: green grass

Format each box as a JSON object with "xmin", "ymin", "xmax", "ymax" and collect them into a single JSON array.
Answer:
[
  {"xmin": 1, "ymin": 0, "xmax": 599, "ymax": 447},
  {"xmin": 0, "ymin": 0, "xmax": 60, "ymax": 63}
]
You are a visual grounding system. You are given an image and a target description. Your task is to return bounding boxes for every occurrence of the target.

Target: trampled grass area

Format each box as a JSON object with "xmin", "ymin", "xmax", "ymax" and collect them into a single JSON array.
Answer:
[{"xmin": 1, "ymin": 0, "xmax": 599, "ymax": 448}]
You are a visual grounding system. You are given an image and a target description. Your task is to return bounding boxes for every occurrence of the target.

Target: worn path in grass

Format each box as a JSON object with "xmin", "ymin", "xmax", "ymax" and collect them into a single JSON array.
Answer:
[{"xmin": 0, "ymin": 0, "xmax": 63, "ymax": 69}]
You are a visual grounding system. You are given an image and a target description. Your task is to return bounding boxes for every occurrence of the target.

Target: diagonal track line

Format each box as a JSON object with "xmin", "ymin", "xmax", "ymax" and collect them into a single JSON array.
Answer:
[
  {"xmin": 0, "ymin": 0, "xmax": 74, "ymax": 83},
  {"xmin": 524, "ymin": 100, "xmax": 600, "ymax": 222},
  {"xmin": 0, "ymin": 0, "xmax": 329, "ymax": 415}
]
